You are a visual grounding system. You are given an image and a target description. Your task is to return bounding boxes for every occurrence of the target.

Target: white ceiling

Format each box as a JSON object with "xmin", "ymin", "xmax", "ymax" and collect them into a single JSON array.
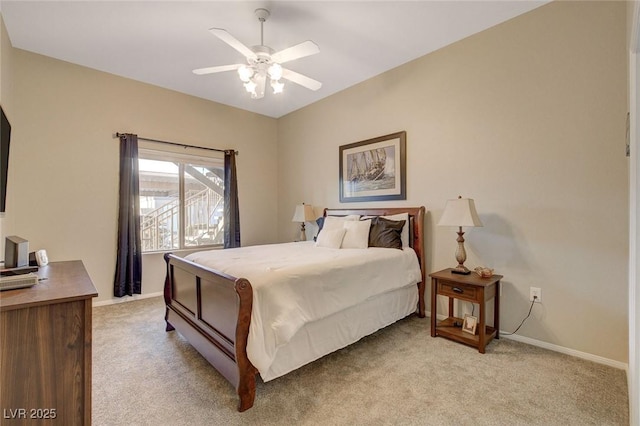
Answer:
[{"xmin": 0, "ymin": 1, "xmax": 547, "ymax": 118}]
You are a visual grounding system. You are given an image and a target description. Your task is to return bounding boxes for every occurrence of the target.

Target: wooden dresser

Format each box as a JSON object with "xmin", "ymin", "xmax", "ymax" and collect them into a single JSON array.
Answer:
[{"xmin": 0, "ymin": 261, "xmax": 98, "ymax": 425}]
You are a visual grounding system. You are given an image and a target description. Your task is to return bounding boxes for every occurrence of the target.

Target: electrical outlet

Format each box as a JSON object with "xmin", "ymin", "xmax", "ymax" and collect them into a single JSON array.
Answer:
[{"xmin": 529, "ymin": 287, "xmax": 542, "ymax": 303}]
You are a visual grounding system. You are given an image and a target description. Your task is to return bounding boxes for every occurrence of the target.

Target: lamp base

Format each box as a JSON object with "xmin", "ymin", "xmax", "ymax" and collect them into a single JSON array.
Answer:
[
  {"xmin": 451, "ymin": 266, "xmax": 471, "ymax": 275},
  {"xmin": 451, "ymin": 229, "xmax": 471, "ymax": 275},
  {"xmin": 299, "ymin": 223, "xmax": 307, "ymax": 241}
]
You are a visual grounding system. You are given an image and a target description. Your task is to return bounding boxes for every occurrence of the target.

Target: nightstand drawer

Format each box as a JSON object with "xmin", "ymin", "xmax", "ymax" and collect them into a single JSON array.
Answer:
[{"xmin": 438, "ymin": 281, "xmax": 478, "ymax": 302}]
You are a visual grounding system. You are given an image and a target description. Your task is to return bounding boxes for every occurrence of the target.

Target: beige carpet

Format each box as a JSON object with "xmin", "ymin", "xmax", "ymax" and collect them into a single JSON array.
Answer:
[{"xmin": 92, "ymin": 297, "xmax": 628, "ymax": 425}]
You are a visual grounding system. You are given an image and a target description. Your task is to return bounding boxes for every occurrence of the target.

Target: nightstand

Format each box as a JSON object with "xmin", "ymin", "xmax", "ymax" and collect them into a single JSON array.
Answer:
[{"xmin": 429, "ymin": 268, "xmax": 502, "ymax": 353}]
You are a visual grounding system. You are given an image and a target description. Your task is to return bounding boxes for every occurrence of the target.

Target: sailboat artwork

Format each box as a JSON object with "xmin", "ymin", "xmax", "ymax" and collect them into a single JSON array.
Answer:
[
  {"xmin": 339, "ymin": 131, "xmax": 407, "ymax": 202},
  {"xmin": 347, "ymin": 147, "xmax": 395, "ymax": 192}
]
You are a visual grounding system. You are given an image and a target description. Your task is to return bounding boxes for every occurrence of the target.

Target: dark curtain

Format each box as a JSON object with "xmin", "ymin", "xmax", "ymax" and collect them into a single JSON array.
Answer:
[
  {"xmin": 114, "ymin": 133, "xmax": 142, "ymax": 297},
  {"xmin": 224, "ymin": 150, "xmax": 241, "ymax": 248}
]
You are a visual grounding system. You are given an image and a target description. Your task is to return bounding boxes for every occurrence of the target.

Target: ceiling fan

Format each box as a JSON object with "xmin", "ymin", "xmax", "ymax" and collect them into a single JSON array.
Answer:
[{"xmin": 193, "ymin": 8, "xmax": 322, "ymax": 99}]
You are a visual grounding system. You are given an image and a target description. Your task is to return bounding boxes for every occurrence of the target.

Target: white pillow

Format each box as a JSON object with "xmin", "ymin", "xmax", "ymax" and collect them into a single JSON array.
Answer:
[
  {"xmin": 321, "ymin": 215, "xmax": 360, "ymax": 232},
  {"xmin": 341, "ymin": 219, "xmax": 371, "ymax": 249},
  {"xmin": 315, "ymin": 228, "xmax": 347, "ymax": 249}
]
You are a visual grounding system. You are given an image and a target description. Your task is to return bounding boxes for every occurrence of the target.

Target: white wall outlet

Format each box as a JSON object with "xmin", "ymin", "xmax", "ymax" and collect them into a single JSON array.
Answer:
[{"xmin": 529, "ymin": 287, "xmax": 542, "ymax": 303}]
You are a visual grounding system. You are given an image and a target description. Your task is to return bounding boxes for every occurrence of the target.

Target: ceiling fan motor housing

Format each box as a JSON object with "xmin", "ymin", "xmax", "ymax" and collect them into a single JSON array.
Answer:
[{"xmin": 251, "ymin": 45, "xmax": 275, "ymax": 64}]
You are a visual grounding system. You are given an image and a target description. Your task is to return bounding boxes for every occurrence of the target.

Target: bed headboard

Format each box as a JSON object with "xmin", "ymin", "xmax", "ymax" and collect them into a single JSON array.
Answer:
[{"xmin": 323, "ymin": 206, "xmax": 426, "ymax": 289}]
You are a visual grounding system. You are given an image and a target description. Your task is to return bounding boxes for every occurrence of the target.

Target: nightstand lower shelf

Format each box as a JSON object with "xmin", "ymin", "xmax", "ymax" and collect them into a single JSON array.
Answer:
[{"xmin": 434, "ymin": 317, "xmax": 497, "ymax": 348}]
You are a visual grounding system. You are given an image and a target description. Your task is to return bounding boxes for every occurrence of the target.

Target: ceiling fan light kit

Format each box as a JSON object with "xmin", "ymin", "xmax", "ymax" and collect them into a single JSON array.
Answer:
[{"xmin": 193, "ymin": 8, "xmax": 322, "ymax": 100}]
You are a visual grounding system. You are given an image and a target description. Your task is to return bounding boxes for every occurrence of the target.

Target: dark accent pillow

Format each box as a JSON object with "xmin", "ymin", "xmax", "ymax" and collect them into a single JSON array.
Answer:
[
  {"xmin": 313, "ymin": 216, "xmax": 325, "ymax": 242},
  {"xmin": 368, "ymin": 217, "xmax": 405, "ymax": 249}
]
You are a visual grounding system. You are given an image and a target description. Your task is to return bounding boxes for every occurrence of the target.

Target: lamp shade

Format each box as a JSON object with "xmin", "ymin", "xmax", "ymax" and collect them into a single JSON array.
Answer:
[
  {"xmin": 437, "ymin": 197, "xmax": 483, "ymax": 227},
  {"xmin": 292, "ymin": 204, "xmax": 315, "ymax": 222}
]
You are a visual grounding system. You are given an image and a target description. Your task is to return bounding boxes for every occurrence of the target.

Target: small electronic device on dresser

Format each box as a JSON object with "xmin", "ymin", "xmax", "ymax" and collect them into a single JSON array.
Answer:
[
  {"xmin": 1, "ymin": 236, "xmax": 47, "ymax": 290},
  {"xmin": 4, "ymin": 235, "xmax": 29, "ymax": 268},
  {"xmin": 30, "ymin": 249, "xmax": 49, "ymax": 266}
]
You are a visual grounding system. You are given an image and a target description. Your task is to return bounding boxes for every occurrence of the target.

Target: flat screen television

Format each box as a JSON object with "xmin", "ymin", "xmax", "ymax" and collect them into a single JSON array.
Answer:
[{"xmin": 1, "ymin": 105, "xmax": 11, "ymax": 214}]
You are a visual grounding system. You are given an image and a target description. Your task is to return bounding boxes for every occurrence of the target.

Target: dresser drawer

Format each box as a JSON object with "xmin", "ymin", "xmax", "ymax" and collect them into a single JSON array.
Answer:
[{"xmin": 438, "ymin": 281, "xmax": 479, "ymax": 302}]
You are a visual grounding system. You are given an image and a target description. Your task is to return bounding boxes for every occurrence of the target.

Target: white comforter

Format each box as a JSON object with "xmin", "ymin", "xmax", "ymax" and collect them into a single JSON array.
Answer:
[{"xmin": 185, "ymin": 241, "xmax": 422, "ymax": 379}]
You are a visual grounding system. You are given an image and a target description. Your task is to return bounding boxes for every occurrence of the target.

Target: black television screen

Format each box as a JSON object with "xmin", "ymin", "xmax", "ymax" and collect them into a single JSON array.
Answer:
[{"xmin": 1, "ymin": 105, "xmax": 11, "ymax": 214}]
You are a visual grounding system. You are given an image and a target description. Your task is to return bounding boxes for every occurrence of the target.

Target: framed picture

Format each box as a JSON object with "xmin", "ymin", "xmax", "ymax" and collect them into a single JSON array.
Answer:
[
  {"xmin": 339, "ymin": 131, "xmax": 406, "ymax": 203},
  {"xmin": 462, "ymin": 314, "xmax": 478, "ymax": 335}
]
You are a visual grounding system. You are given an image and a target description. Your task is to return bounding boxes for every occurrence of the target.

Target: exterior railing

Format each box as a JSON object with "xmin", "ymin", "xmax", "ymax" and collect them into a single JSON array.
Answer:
[{"xmin": 141, "ymin": 188, "xmax": 223, "ymax": 252}]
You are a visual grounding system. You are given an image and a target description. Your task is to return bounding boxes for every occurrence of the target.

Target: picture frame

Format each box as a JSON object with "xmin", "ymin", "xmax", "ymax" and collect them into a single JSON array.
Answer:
[
  {"xmin": 462, "ymin": 314, "xmax": 478, "ymax": 335},
  {"xmin": 339, "ymin": 131, "xmax": 406, "ymax": 203}
]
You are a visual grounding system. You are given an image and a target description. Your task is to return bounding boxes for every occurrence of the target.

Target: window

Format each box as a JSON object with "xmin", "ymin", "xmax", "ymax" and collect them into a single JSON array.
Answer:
[{"xmin": 138, "ymin": 148, "xmax": 224, "ymax": 252}]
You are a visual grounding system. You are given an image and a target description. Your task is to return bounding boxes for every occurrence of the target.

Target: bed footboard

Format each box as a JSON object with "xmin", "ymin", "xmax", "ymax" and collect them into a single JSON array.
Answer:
[{"xmin": 163, "ymin": 253, "xmax": 257, "ymax": 412}]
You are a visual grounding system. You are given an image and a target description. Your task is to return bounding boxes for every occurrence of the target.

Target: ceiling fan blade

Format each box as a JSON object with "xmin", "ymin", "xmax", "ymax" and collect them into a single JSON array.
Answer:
[
  {"xmin": 271, "ymin": 41, "xmax": 320, "ymax": 64},
  {"xmin": 281, "ymin": 68, "xmax": 322, "ymax": 91},
  {"xmin": 192, "ymin": 64, "xmax": 243, "ymax": 75},
  {"xmin": 209, "ymin": 28, "xmax": 257, "ymax": 60}
]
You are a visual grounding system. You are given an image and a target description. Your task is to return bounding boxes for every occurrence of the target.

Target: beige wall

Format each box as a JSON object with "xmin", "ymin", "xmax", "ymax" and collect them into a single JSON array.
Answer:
[
  {"xmin": 0, "ymin": 16, "xmax": 15, "ymax": 258},
  {"xmin": 3, "ymin": 43, "xmax": 278, "ymax": 303},
  {"xmin": 0, "ymin": 16, "xmax": 13, "ymax": 125},
  {"xmin": 1, "ymin": 1, "xmax": 630, "ymax": 363},
  {"xmin": 278, "ymin": 1, "xmax": 629, "ymax": 362}
]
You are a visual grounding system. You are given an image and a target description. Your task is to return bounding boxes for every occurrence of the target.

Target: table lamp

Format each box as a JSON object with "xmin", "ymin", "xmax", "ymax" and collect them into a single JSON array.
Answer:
[
  {"xmin": 437, "ymin": 196, "xmax": 483, "ymax": 274},
  {"xmin": 292, "ymin": 203, "xmax": 315, "ymax": 241}
]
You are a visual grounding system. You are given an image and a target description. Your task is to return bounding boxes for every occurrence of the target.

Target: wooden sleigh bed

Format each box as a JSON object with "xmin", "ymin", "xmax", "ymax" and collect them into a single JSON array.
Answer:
[{"xmin": 163, "ymin": 206, "xmax": 426, "ymax": 411}]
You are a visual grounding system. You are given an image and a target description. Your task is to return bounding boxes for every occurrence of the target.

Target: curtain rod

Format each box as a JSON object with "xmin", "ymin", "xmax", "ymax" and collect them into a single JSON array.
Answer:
[{"xmin": 114, "ymin": 133, "xmax": 238, "ymax": 155}]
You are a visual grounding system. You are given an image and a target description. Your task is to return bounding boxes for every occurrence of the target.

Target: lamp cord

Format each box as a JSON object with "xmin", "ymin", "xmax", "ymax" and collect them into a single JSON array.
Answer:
[
  {"xmin": 502, "ymin": 297, "xmax": 536, "ymax": 336},
  {"xmin": 466, "ymin": 296, "xmax": 536, "ymax": 336}
]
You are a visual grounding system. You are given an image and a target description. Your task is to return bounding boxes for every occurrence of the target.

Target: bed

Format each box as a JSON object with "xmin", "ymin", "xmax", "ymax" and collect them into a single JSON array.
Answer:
[{"xmin": 163, "ymin": 206, "xmax": 426, "ymax": 411}]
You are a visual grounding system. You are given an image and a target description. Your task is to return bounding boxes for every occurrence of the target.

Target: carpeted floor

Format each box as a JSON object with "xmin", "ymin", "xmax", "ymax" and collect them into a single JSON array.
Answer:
[{"xmin": 92, "ymin": 297, "xmax": 628, "ymax": 425}]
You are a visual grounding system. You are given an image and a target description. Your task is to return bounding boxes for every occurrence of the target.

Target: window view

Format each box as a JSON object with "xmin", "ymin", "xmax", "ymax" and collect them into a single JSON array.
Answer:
[{"xmin": 138, "ymin": 152, "xmax": 224, "ymax": 252}]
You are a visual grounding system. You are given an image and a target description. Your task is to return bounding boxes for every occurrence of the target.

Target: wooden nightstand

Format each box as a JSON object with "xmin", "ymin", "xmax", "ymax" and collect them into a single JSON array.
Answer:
[{"xmin": 429, "ymin": 268, "xmax": 502, "ymax": 353}]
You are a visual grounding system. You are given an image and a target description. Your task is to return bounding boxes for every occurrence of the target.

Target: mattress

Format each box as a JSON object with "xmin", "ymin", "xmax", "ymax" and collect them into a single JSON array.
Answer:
[
  {"xmin": 186, "ymin": 241, "xmax": 422, "ymax": 380},
  {"xmin": 263, "ymin": 283, "xmax": 418, "ymax": 381}
]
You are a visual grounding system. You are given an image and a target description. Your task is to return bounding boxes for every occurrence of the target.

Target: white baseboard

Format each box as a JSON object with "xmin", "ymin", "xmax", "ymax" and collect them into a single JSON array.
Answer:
[
  {"xmin": 501, "ymin": 332, "xmax": 628, "ymax": 371},
  {"xmin": 93, "ymin": 291, "xmax": 163, "ymax": 307},
  {"xmin": 428, "ymin": 310, "xmax": 628, "ymax": 371}
]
